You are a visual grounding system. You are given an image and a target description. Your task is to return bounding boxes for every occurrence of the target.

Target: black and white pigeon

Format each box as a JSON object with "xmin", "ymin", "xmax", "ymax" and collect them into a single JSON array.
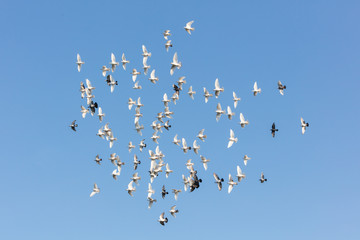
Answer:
[
  {"xmin": 89, "ymin": 101, "xmax": 98, "ymax": 115},
  {"xmin": 173, "ymin": 84, "xmax": 180, "ymax": 95},
  {"xmin": 164, "ymin": 120, "xmax": 171, "ymax": 130},
  {"xmin": 277, "ymin": 81, "xmax": 286, "ymax": 95},
  {"xmin": 271, "ymin": 122, "xmax": 278, "ymax": 138},
  {"xmin": 162, "ymin": 185, "xmax": 169, "ymax": 199},
  {"xmin": 213, "ymin": 173, "xmax": 224, "ymax": 191},
  {"xmin": 259, "ymin": 172, "xmax": 267, "ymax": 183},
  {"xmin": 69, "ymin": 120, "xmax": 78, "ymax": 132},
  {"xmin": 94, "ymin": 154, "xmax": 102, "ymax": 165},
  {"xmin": 139, "ymin": 139, "xmax": 147, "ymax": 152}
]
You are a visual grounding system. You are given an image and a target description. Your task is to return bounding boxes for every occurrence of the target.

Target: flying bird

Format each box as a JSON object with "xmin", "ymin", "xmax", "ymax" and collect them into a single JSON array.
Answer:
[
  {"xmin": 271, "ymin": 122, "xmax": 278, "ymax": 137},
  {"xmin": 228, "ymin": 174, "xmax": 238, "ymax": 194},
  {"xmin": 149, "ymin": 69, "xmax": 159, "ymax": 84},
  {"xmin": 94, "ymin": 155, "xmax": 102, "ymax": 165},
  {"xmin": 192, "ymin": 140, "xmax": 200, "ymax": 154},
  {"xmin": 110, "ymin": 53, "xmax": 119, "ymax": 72},
  {"xmin": 126, "ymin": 181, "xmax": 136, "ymax": 196},
  {"xmin": 69, "ymin": 120, "xmax": 78, "ymax": 131},
  {"xmin": 165, "ymin": 163, "xmax": 173, "ymax": 178},
  {"xmin": 169, "ymin": 205, "xmax": 179, "ymax": 218},
  {"xmin": 97, "ymin": 107, "xmax": 105, "ymax": 122},
  {"xmin": 203, "ymin": 87, "xmax": 213, "ymax": 103},
  {"xmin": 253, "ymin": 82, "xmax": 261, "ymax": 96},
  {"xmin": 165, "ymin": 40, "xmax": 173, "ymax": 52},
  {"xmin": 233, "ymin": 92, "xmax": 241, "ymax": 108},
  {"xmin": 243, "ymin": 155, "xmax": 251, "ymax": 166},
  {"xmin": 277, "ymin": 81, "xmax": 286, "ymax": 95},
  {"xmin": 214, "ymin": 78, "xmax": 224, "ymax": 98},
  {"xmin": 100, "ymin": 66, "xmax": 110, "ymax": 77},
  {"xmin": 163, "ymin": 30, "xmax": 171, "ymax": 40},
  {"xmin": 188, "ymin": 86, "xmax": 196, "ymax": 99},
  {"xmin": 142, "ymin": 57, "xmax": 150, "ymax": 75},
  {"xmin": 128, "ymin": 141, "xmax": 135, "ymax": 152},
  {"xmin": 172, "ymin": 189, "xmax": 181, "ymax": 201},
  {"xmin": 162, "ymin": 185, "xmax": 169, "ymax": 199},
  {"xmin": 131, "ymin": 69, "xmax": 141, "ymax": 82},
  {"xmin": 133, "ymin": 154, "xmax": 141, "ymax": 170},
  {"xmin": 300, "ymin": 117, "xmax": 309, "ymax": 134},
  {"xmin": 227, "ymin": 129, "xmax": 238, "ymax": 148},
  {"xmin": 158, "ymin": 212, "xmax": 168, "ymax": 226},
  {"xmin": 89, "ymin": 183, "xmax": 100, "ymax": 197},
  {"xmin": 200, "ymin": 155, "xmax": 210, "ymax": 170},
  {"xmin": 259, "ymin": 172, "xmax": 267, "ymax": 183},
  {"xmin": 147, "ymin": 197, "xmax": 157, "ymax": 209},
  {"xmin": 227, "ymin": 106, "xmax": 235, "ymax": 120},
  {"xmin": 184, "ymin": 20, "xmax": 195, "ymax": 35},
  {"xmin": 121, "ymin": 53, "xmax": 130, "ymax": 70},
  {"xmin": 215, "ymin": 103, "xmax": 225, "ymax": 122},
  {"xmin": 181, "ymin": 138, "xmax": 191, "ymax": 153},
  {"xmin": 236, "ymin": 166, "xmax": 246, "ymax": 182},
  {"xmin": 81, "ymin": 106, "xmax": 89, "ymax": 119},
  {"xmin": 197, "ymin": 129, "xmax": 207, "ymax": 142},
  {"xmin": 76, "ymin": 54, "xmax": 84, "ymax": 72},
  {"xmin": 213, "ymin": 173, "xmax": 224, "ymax": 191},
  {"xmin": 170, "ymin": 52, "xmax": 182, "ymax": 75},
  {"xmin": 239, "ymin": 113, "xmax": 249, "ymax": 128}
]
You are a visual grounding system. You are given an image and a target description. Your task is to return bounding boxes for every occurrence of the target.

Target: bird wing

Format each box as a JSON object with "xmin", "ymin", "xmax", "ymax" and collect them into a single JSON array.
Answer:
[
  {"xmin": 182, "ymin": 138, "xmax": 187, "ymax": 147},
  {"xmin": 227, "ymin": 140, "xmax": 234, "ymax": 148},
  {"xmin": 278, "ymin": 81, "xmax": 282, "ymax": 87},
  {"xmin": 142, "ymin": 45, "xmax": 147, "ymax": 53},
  {"xmin": 230, "ymin": 129, "xmax": 235, "ymax": 138},
  {"xmin": 240, "ymin": 113, "xmax": 245, "ymax": 122},
  {"xmin": 111, "ymin": 53, "xmax": 115, "ymax": 62},
  {"xmin": 228, "ymin": 185, "xmax": 233, "ymax": 194},
  {"xmin": 151, "ymin": 69, "xmax": 155, "ymax": 78},
  {"xmin": 254, "ymin": 82, "xmax": 258, "ymax": 90},
  {"xmin": 237, "ymin": 166, "xmax": 241, "ymax": 175},
  {"xmin": 122, "ymin": 53, "xmax": 126, "ymax": 61},
  {"xmin": 215, "ymin": 78, "xmax": 220, "ymax": 89},
  {"xmin": 213, "ymin": 173, "xmax": 220, "ymax": 181},
  {"xmin": 77, "ymin": 54, "xmax": 81, "ymax": 62},
  {"xmin": 217, "ymin": 103, "xmax": 221, "ymax": 111},
  {"xmin": 186, "ymin": 20, "xmax": 194, "ymax": 28},
  {"xmin": 173, "ymin": 52, "xmax": 178, "ymax": 63}
]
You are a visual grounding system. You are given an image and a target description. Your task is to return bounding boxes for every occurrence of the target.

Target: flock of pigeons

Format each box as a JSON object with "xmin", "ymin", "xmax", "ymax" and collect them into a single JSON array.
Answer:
[{"xmin": 71, "ymin": 20, "xmax": 310, "ymax": 226}]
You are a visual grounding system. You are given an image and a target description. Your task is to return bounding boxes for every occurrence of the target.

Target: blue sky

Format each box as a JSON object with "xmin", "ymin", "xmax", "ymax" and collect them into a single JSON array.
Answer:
[{"xmin": 1, "ymin": 0, "xmax": 360, "ymax": 239}]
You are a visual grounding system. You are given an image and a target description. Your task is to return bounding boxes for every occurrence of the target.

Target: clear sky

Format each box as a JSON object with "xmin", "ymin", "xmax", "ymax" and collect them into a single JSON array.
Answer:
[{"xmin": 1, "ymin": 0, "xmax": 360, "ymax": 239}]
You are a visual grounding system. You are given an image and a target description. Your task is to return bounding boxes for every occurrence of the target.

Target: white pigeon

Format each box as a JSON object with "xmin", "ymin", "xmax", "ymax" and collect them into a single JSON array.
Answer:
[
  {"xmin": 228, "ymin": 174, "xmax": 238, "ymax": 194},
  {"xmin": 170, "ymin": 52, "xmax": 182, "ymax": 75},
  {"xmin": 131, "ymin": 69, "xmax": 141, "ymax": 82},
  {"xmin": 171, "ymin": 92, "xmax": 179, "ymax": 104},
  {"xmin": 109, "ymin": 132, "xmax": 117, "ymax": 148},
  {"xmin": 169, "ymin": 205, "xmax": 179, "ymax": 218},
  {"xmin": 253, "ymin": 81, "xmax": 261, "ymax": 96},
  {"xmin": 216, "ymin": 103, "xmax": 225, "ymax": 122},
  {"xmin": 96, "ymin": 128, "xmax": 105, "ymax": 139},
  {"xmin": 147, "ymin": 183, "xmax": 155, "ymax": 198},
  {"xmin": 300, "ymin": 117, "xmax": 309, "ymax": 134},
  {"xmin": 89, "ymin": 183, "xmax": 100, "ymax": 197},
  {"xmin": 128, "ymin": 98, "xmax": 136, "ymax": 110},
  {"xmin": 182, "ymin": 174, "xmax": 190, "ymax": 192},
  {"xmin": 197, "ymin": 129, "xmax": 207, "ymax": 142},
  {"xmin": 184, "ymin": 20, "xmax": 195, "ymax": 35},
  {"xmin": 134, "ymin": 107, "xmax": 143, "ymax": 124},
  {"xmin": 239, "ymin": 113, "xmax": 249, "ymax": 128},
  {"xmin": 126, "ymin": 181, "xmax": 136, "ymax": 196},
  {"xmin": 188, "ymin": 86, "xmax": 196, "ymax": 99},
  {"xmin": 162, "ymin": 93, "xmax": 170, "ymax": 107},
  {"xmin": 85, "ymin": 88, "xmax": 95, "ymax": 105},
  {"xmin": 131, "ymin": 172, "xmax": 141, "ymax": 185},
  {"xmin": 76, "ymin": 54, "xmax": 84, "ymax": 72},
  {"xmin": 186, "ymin": 159, "xmax": 194, "ymax": 170},
  {"xmin": 163, "ymin": 30, "xmax": 171, "ymax": 40},
  {"xmin": 147, "ymin": 197, "xmax": 157, "ymax": 209},
  {"xmin": 121, "ymin": 53, "xmax": 130, "ymax": 70},
  {"xmin": 128, "ymin": 141, "xmax": 135, "ymax": 152},
  {"xmin": 149, "ymin": 69, "xmax": 159, "ymax": 84},
  {"xmin": 103, "ymin": 123, "xmax": 112, "ymax": 138},
  {"xmin": 81, "ymin": 105, "xmax": 89, "ymax": 119},
  {"xmin": 203, "ymin": 87, "xmax": 213, "ymax": 103},
  {"xmin": 173, "ymin": 134, "xmax": 181, "ymax": 146},
  {"xmin": 177, "ymin": 76, "xmax": 187, "ymax": 90},
  {"xmin": 110, "ymin": 53, "xmax": 119, "ymax": 72},
  {"xmin": 165, "ymin": 40, "xmax": 173, "ymax": 52},
  {"xmin": 200, "ymin": 155, "xmax": 210, "ymax": 171},
  {"xmin": 109, "ymin": 153, "xmax": 118, "ymax": 166},
  {"xmin": 192, "ymin": 140, "xmax": 200, "ymax": 154},
  {"xmin": 133, "ymin": 81, "xmax": 142, "ymax": 90},
  {"xmin": 142, "ymin": 45, "xmax": 151, "ymax": 59},
  {"xmin": 136, "ymin": 97, "xmax": 144, "ymax": 108},
  {"xmin": 227, "ymin": 106, "xmax": 235, "ymax": 120},
  {"xmin": 151, "ymin": 131, "xmax": 160, "ymax": 144},
  {"xmin": 139, "ymin": 139, "xmax": 146, "ymax": 152},
  {"xmin": 236, "ymin": 166, "xmax": 246, "ymax": 182},
  {"xmin": 164, "ymin": 107, "xmax": 174, "ymax": 118},
  {"xmin": 227, "ymin": 129, "xmax": 238, "ymax": 148},
  {"xmin": 233, "ymin": 91, "xmax": 241, "ymax": 108},
  {"xmin": 112, "ymin": 167, "xmax": 120, "ymax": 180},
  {"xmin": 214, "ymin": 78, "xmax": 224, "ymax": 98},
  {"xmin": 143, "ymin": 57, "xmax": 150, "ymax": 75},
  {"xmin": 135, "ymin": 122, "xmax": 144, "ymax": 136},
  {"xmin": 182, "ymin": 138, "xmax": 191, "ymax": 153},
  {"xmin": 97, "ymin": 107, "xmax": 105, "ymax": 122},
  {"xmin": 165, "ymin": 163, "xmax": 173, "ymax": 178},
  {"xmin": 213, "ymin": 173, "xmax": 224, "ymax": 191},
  {"xmin": 100, "ymin": 66, "xmax": 110, "ymax": 77},
  {"xmin": 172, "ymin": 189, "xmax": 181, "ymax": 201},
  {"xmin": 243, "ymin": 155, "xmax": 251, "ymax": 166},
  {"xmin": 133, "ymin": 154, "xmax": 141, "ymax": 170}
]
